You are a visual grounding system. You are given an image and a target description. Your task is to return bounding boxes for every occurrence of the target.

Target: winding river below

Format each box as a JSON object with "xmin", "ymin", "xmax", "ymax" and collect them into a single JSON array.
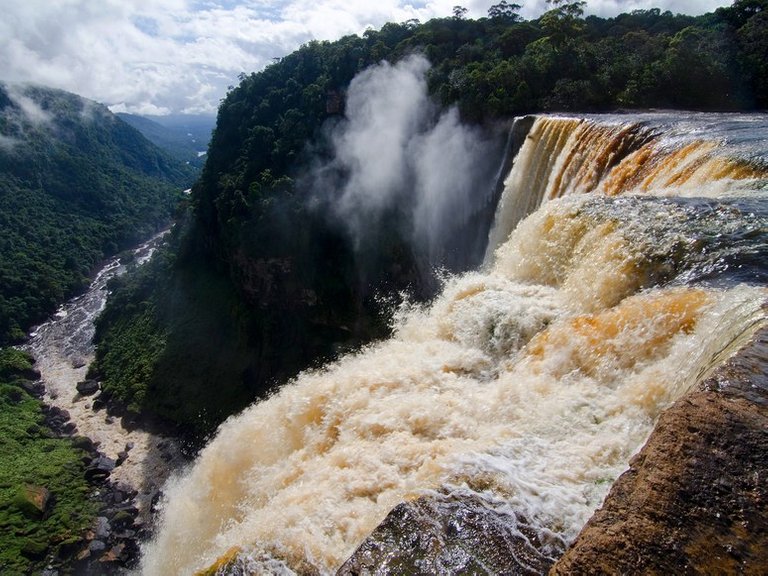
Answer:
[{"xmin": 22, "ymin": 233, "xmax": 185, "ymax": 521}]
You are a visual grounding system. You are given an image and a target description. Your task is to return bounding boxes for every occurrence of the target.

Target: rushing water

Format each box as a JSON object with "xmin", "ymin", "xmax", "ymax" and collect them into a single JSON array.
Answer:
[
  {"xmin": 23, "ymin": 233, "xmax": 183, "ymax": 517},
  {"xmin": 142, "ymin": 113, "xmax": 768, "ymax": 575}
]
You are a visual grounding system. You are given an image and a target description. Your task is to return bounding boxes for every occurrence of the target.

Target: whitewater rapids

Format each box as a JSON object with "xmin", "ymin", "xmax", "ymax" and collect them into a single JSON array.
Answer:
[{"xmin": 142, "ymin": 114, "xmax": 768, "ymax": 574}]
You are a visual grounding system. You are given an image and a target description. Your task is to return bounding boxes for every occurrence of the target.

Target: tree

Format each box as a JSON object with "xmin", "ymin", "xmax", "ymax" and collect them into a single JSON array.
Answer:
[
  {"xmin": 540, "ymin": 0, "xmax": 587, "ymax": 48},
  {"xmin": 453, "ymin": 5, "xmax": 468, "ymax": 20},
  {"xmin": 546, "ymin": 0, "xmax": 586, "ymax": 14},
  {"xmin": 727, "ymin": 0, "xmax": 768, "ymax": 107},
  {"xmin": 722, "ymin": 0, "xmax": 768, "ymax": 27},
  {"xmin": 488, "ymin": 1, "xmax": 522, "ymax": 22}
]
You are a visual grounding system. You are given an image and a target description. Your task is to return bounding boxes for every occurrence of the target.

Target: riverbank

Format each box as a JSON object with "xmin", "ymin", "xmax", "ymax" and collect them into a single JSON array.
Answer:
[
  {"xmin": 25, "ymin": 234, "xmax": 186, "ymax": 520},
  {"xmin": 11, "ymin": 234, "xmax": 187, "ymax": 572}
]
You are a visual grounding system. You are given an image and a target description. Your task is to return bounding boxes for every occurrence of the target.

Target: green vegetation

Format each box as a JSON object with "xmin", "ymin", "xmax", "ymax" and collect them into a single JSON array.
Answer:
[
  {"xmin": 0, "ymin": 84, "xmax": 198, "ymax": 572},
  {"xmin": 0, "ymin": 349, "xmax": 97, "ymax": 575},
  {"xmin": 93, "ymin": 221, "xmax": 257, "ymax": 432},
  {"xmin": 0, "ymin": 84, "xmax": 199, "ymax": 572},
  {"xmin": 116, "ymin": 112, "xmax": 215, "ymax": 169},
  {"xmin": 93, "ymin": 206, "xmax": 378, "ymax": 438},
  {"xmin": 0, "ymin": 83, "xmax": 195, "ymax": 345},
  {"xmin": 94, "ymin": 0, "xmax": 768, "ymax": 437}
]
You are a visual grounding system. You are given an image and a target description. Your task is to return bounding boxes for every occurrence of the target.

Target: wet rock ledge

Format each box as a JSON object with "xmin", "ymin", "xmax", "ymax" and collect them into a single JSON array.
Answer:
[{"xmin": 337, "ymin": 492, "xmax": 564, "ymax": 575}]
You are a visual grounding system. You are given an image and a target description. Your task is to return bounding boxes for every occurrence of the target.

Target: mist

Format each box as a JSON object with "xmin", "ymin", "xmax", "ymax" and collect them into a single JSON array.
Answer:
[
  {"xmin": 309, "ymin": 54, "xmax": 500, "ymax": 279},
  {"xmin": 0, "ymin": 134, "xmax": 18, "ymax": 151},
  {"xmin": 5, "ymin": 84, "xmax": 52, "ymax": 126}
]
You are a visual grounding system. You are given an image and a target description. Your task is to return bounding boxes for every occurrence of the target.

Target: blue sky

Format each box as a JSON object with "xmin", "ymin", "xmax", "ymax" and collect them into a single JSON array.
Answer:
[{"xmin": 0, "ymin": 0, "xmax": 732, "ymax": 116}]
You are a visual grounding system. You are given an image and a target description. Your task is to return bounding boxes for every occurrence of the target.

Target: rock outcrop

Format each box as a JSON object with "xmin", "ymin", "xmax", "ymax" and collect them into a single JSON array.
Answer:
[
  {"xmin": 338, "ymin": 493, "xmax": 563, "ymax": 575},
  {"xmin": 76, "ymin": 380, "xmax": 100, "ymax": 396},
  {"xmin": 13, "ymin": 485, "xmax": 52, "ymax": 519}
]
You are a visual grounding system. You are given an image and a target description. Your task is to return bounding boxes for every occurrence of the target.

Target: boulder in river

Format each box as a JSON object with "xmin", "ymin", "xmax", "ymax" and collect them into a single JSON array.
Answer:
[
  {"xmin": 76, "ymin": 380, "xmax": 100, "ymax": 396},
  {"xmin": 85, "ymin": 455, "xmax": 116, "ymax": 483},
  {"xmin": 20, "ymin": 366, "xmax": 42, "ymax": 381},
  {"xmin": 18, "ymin": 379, "xmax": 45, "ymax": 398}
]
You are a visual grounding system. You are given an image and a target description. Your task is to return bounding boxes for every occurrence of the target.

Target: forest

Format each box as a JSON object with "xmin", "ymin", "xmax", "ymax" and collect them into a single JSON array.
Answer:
[
  {"xmin": 92, "ymin": 0, "xmax": 768, "ymax": 439},
  {"xmin": 0, "ymin": 84, "xmax": 194, "ymax": 345},
  {"xmin": 0, "ymin": 84, "xmax": 197, "ymax": 573}
]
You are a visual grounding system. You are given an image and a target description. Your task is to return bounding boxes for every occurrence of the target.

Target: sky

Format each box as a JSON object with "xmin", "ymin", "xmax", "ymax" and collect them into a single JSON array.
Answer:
[{"xmin": 0, "ymin": 0, "xmax": 732, "ymax": 116}]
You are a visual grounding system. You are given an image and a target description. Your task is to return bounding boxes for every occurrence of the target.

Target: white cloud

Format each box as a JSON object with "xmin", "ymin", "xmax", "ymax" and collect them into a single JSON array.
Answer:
[
  {"xmin": 595, "ymin": 0, "xmax": 728, "ymax": 17},
  {"xmin": 0, "ymin": 0, "xmax": 731, "ymax": 116}
]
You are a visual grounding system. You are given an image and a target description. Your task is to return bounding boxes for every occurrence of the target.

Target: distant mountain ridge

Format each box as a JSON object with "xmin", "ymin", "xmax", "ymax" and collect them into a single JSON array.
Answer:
[
  {"xmin": 116, "ymin": 113, "xmax": 215, "ymax": 168},
  {"xmin": 0, "ymin": 83, "xmax": 194, "ymax": 344}
]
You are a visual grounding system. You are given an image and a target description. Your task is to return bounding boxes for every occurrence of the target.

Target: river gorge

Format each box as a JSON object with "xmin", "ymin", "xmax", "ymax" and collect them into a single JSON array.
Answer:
[
  {"xmin": 13, "ymin": 111, "xmax": 767, "ymax": 575},
  {"xmin": 23, "ymin": 235, "xmax": 185, "ymax": 527},
  {"xmin": 129, "ymin": 112, "xmax": 768, "ymax": 574}
]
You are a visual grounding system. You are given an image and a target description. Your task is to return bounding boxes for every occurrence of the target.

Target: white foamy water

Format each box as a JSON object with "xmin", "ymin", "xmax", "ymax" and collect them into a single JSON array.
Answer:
[{"xmin": 142, "ymin": 114, "xmax": 768, "ymax": 574}]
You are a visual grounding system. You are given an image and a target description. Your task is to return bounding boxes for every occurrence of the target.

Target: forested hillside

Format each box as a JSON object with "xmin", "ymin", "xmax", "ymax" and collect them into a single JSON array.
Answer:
[
  {"xmin": 93, "ymin": 0, "xmax": 768, "ymax": 438},
  {"xmin": 0, "ymin": 84, "xmax": 195, "ymax": 345},
  {"xmin": 116, "ymin": 113, "xmax": 215, "ymax": 169},
  {"xmin": 0, "ymin": 349, "xmax": 98, "ymax": 574}
]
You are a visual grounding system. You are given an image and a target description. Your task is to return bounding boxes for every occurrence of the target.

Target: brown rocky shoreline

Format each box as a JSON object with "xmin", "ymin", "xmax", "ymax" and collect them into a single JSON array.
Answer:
[
  {"xmin": 15, "ymin": 235, "xmax": 187, "ymax": 575},
  {"xmin": 18, "ymin": 370, "xmax": 181, "ymax": 576}
]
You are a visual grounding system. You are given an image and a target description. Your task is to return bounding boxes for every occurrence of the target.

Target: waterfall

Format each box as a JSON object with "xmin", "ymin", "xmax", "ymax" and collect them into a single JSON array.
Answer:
[
  {"xmin": 485, "ymin": 115, "xmax": 765, "ymax": 262},
  {"xmin": 142, "ymin": 114, "xmax": 768, "ymax": 575}
]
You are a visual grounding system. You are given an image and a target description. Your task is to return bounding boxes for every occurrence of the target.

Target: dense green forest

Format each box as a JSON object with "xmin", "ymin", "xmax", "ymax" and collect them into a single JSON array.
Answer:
[
  {"xmin": 0, "ymin": 84, "xmax": 195, "ymax": 345},
  {"xmin": 93, "ymin": 0, "xmax": 768, "ymax": 438},
  {"xmin": 0, "ymin": 85, "xmax": 197, "ymax": 573}
]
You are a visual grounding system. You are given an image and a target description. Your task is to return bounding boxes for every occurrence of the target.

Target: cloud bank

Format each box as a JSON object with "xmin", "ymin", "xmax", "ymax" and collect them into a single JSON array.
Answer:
[{"xmin": 0, "ymin": 1, "xmax": 731, "ymax": 115}]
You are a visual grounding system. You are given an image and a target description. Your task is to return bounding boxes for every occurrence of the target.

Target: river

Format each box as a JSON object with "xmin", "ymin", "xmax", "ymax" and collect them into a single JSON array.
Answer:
[{"xmin": 22, "ymin": 233, "xmax": 184, "ymax": 521}]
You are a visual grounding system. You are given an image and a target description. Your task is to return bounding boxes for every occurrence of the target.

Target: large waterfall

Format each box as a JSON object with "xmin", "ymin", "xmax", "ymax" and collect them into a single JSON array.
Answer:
[{"xmin": 142, "ymin": 114, "xmax": 768, "ymax": 575}]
